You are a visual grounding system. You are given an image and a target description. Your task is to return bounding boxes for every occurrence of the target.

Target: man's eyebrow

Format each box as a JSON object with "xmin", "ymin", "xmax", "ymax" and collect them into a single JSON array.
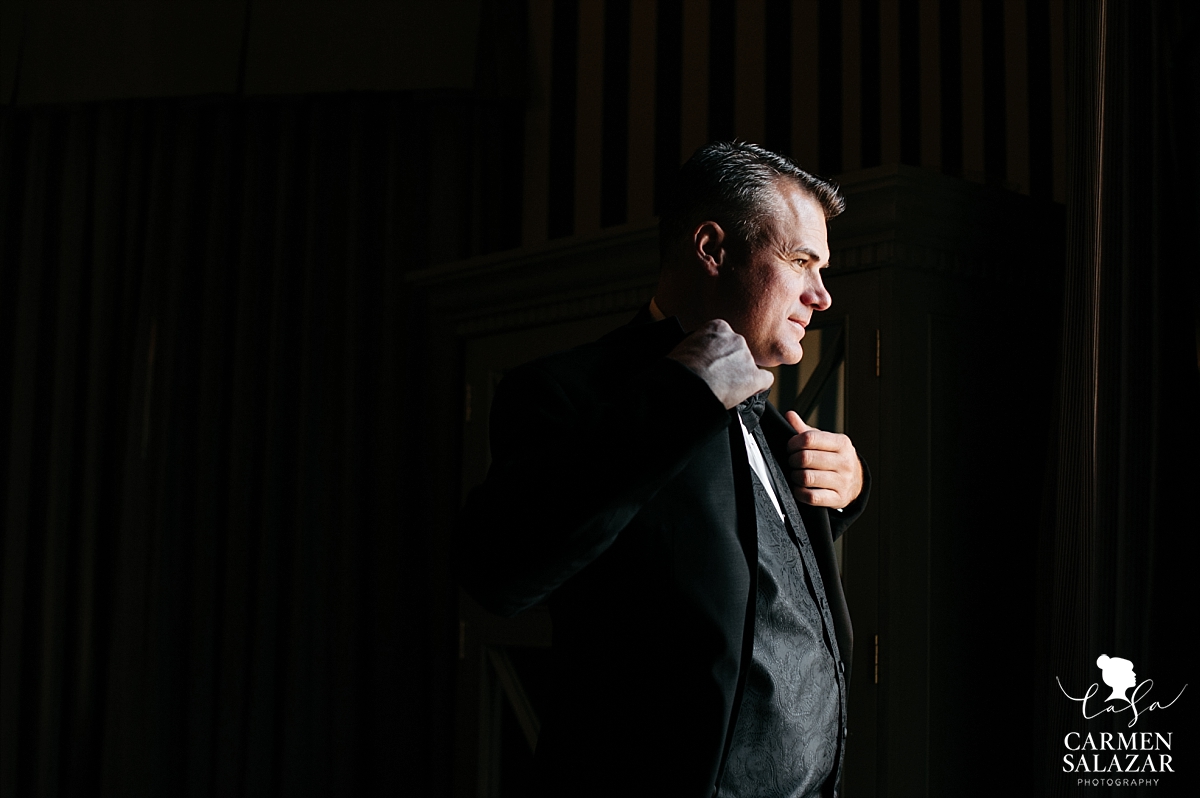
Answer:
[{"xmin": 787, "ymin": 247, "xmax": 826, "ymax": 263}]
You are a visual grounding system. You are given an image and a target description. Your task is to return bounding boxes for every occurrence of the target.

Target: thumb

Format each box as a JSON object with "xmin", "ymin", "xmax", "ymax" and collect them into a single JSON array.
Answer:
[{"xmin": 785, "ymin": 410, "xmax": 811, "ymax": 435}]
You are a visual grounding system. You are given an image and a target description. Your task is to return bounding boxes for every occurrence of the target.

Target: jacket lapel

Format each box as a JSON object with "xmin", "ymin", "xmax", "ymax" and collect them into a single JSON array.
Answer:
[{"xmin": 760, "ymin": 403, "xmax": 854, "ymax": 677}]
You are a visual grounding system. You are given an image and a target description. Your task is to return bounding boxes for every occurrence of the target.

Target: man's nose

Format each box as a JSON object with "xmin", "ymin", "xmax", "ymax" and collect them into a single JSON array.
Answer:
[{"xmin": 803, "ymin": 274, "xmax": 832, "ymax": 311}]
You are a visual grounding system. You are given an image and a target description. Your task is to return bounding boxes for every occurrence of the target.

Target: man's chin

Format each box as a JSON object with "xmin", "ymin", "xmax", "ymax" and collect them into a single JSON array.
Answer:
[
  {"xmin": 782, "ymin": 343, "xmax": 804, "ymax": 365},
  {"xmin": 756, "ymin": 345, "xmax": 803, "ymax": 368}
]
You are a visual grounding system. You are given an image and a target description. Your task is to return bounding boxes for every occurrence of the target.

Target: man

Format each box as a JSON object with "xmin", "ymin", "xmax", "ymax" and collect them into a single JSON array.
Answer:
[{"xmin": 458, "ymin": 142, "xmax": 868, "ymax": 797}]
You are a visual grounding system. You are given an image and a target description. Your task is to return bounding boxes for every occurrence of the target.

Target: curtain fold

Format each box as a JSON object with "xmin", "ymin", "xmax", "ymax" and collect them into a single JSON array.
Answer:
[
  {"xmin": 1040, "ymin": 3, "xmax": 1200, "ymax": 795},
  {"xmin": 0, "ymin": 92, "xmax": 484, "ymax": 797}
]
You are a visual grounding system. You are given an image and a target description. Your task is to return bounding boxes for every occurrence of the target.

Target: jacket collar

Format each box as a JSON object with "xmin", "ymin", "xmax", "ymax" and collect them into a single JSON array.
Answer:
[{"xmin": 598, "ymin": 303, "xmax": 688, "ymax": 356}]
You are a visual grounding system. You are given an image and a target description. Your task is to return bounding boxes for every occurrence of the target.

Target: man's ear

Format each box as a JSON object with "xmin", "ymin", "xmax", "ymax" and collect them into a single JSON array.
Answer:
[{"xmin": 693, "ymin": 221, "xmax": 727, "ymax": 277}]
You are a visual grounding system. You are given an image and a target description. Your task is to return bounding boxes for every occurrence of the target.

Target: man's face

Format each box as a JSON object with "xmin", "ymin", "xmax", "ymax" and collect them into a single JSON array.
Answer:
[{"xmin": 715, "ymin": 181, "xmax": 832, "ymax": 367}]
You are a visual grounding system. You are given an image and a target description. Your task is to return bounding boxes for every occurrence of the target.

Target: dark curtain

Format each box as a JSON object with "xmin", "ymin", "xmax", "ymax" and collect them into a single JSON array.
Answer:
[
  {"xmin": 0, "ymin": 92, "xmax": 482, "ymax": 797},
  {"xmin": 1039, "ymin": 1, "xmax": 1200, "ymax": 795}
]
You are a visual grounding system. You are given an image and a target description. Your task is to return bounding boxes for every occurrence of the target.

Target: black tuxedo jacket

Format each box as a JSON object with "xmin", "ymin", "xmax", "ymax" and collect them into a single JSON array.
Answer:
[{"xmin": 458, "ymin": 309, "xmax": 869, "ymax": 797}]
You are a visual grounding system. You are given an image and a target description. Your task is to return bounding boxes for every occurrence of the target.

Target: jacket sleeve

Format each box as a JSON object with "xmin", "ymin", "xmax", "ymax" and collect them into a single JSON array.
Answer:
[{"xmin": 457, "ymin": 356, "xmax": 730, "ymax": 617}]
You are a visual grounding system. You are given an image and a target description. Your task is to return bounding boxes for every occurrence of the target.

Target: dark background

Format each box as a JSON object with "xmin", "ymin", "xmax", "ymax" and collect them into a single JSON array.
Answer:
[{"xmin": 2, "ymin": 1, "xmax": 1197, "ymax": 796}]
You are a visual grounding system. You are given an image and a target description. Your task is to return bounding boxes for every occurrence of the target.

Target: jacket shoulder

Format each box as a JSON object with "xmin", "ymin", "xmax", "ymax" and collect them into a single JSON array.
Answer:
[{"xmin": 499, "ymin": 317, "xmax": 689, "ymax": 406}]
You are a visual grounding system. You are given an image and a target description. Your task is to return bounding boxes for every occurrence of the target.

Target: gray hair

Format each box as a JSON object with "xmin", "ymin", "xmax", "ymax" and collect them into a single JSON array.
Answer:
[{"xmin": 659, "ymin": 141, "xmax": 844, "ymax": 260}]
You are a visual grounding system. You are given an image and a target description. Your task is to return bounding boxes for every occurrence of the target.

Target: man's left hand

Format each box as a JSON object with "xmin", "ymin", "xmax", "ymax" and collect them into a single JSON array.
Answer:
[{"xmin": 784, "ymin": 410, "xmax": 863, "ymax": 509}]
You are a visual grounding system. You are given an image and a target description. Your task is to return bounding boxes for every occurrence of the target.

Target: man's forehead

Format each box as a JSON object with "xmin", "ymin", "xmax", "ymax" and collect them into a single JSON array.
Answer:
[{"xmin": 765, "ymin": 186, "xmax": 829, "ymax": 257}]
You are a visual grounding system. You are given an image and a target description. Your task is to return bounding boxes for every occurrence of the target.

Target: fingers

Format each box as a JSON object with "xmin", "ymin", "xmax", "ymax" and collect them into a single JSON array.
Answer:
[
  {"xmin": 784, "ymin": 410, "xmax": 810, "ymax": 435},
  {"xmin": 788, "ymin": 457, "xmax": 847, "ymax": 487},
  {"xmin": 784, "ymin": 412, "xmax": 846, "ymax": 453},
  {"xmin": 698, "ymin": 318, "xmax": 733, "ymax": 334},
  {"xmin": 752, "ymin": 367, "xmax": 775, "ymax": 396},
  {"xmin": 789, "ymin": 464, "xmax": 856, "ymax": 508},
  {"xmin": 784, "ymin": 414, "xmax": 863, "ymax": 508},
  {"xmin": 667, "ymin": 318, "xmax": 774, "ymax": 409},
  {"xmin": 791, "ymin": 487, "xmax": 848, "ymax": 508},
  {"xmin": 787, "ymin": 448, "xmax": 845, "ymax": 472},
  {"xmin": 786, "ymin": 427, "xmax": 849, "ymax": 453}
]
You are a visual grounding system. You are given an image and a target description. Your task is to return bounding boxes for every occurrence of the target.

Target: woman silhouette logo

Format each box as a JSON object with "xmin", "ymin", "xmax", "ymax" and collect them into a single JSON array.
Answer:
[
  {"xmin": 1058, "ymin": 654, "xmax": 1185, "ymax": 726},
  {"xmin": 1096, "ymin": 654, "xmax": 1137, "ymax": 703}
]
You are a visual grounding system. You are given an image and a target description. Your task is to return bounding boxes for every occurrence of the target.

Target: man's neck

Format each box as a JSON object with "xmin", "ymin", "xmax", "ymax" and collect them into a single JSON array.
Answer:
[{"xmin": 648, "ymin": 297, "xmax": 666, "ymax": 321}]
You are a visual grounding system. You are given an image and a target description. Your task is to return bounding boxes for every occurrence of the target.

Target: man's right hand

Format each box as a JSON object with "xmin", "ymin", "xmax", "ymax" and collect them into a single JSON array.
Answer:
[{"xmin": 666, "ymin": 319, "xmax": 774, "ymax": 409}]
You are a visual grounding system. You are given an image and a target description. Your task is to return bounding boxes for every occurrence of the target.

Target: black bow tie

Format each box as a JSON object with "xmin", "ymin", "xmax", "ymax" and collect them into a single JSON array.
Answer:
[{"xmin": 737, "ymin": 391, "xmax": 770, "ymax": 432}]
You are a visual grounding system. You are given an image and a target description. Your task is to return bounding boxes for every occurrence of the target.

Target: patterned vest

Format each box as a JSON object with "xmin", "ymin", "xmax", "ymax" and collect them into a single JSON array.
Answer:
[{"xmin": 718, "ymin": 454, "xmax": 843, "ymax": 797}]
